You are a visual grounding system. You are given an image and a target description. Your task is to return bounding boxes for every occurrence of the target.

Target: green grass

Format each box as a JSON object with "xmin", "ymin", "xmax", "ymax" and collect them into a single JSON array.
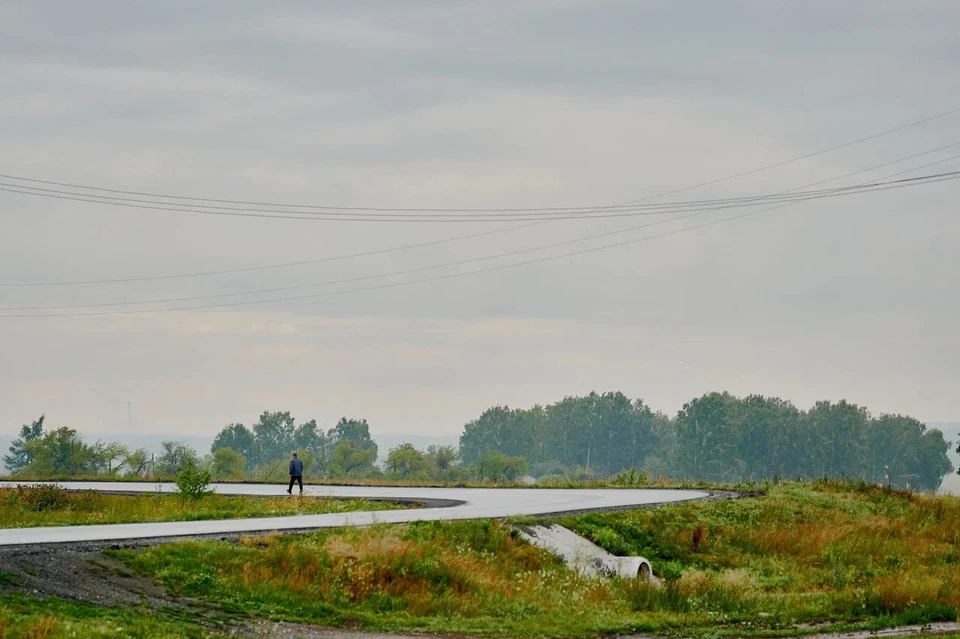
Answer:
[
  {"xmin": 0, "ymin": 595, "xmax": 210, "ymax": 638},
  {"xmin": 108, "ymin": 481, "xmax": 960, "ymax": 638},
  {"xmin": 0, "ymin": 485, "xmax": 407, "ymax": 528}
]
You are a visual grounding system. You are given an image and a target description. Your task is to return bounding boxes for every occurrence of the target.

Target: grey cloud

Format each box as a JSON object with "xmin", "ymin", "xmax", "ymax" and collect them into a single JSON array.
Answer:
[{"xmin": 1, "ymin": 1, "xmax": 959, "ymax": 439}]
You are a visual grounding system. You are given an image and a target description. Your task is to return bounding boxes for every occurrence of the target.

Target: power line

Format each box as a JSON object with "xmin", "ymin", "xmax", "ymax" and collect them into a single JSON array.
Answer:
[
  {"xmin": 2, "ymin": 105, "xmax": 958, "ymax": 213},
  {"xmin": 1, "ymin": 174, "xmax": 954, "ymax": 223},
  {"xmin": 5, "ymin": 160, "xmax": 957, "ymax": 316},
  {"xmin": 3, "ymin": 110, "xmax": 957, "ymax": 287}
]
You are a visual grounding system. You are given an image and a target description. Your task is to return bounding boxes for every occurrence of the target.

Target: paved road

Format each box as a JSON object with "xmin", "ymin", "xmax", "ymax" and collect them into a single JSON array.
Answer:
[{"xmin": 0, "ymin": 481, "xmax": 710, "ymax": 546}]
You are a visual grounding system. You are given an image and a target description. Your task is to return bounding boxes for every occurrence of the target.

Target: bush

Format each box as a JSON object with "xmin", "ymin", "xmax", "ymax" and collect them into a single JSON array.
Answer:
[
  {"xmin": 175, "ymin": 458, "xmax": 213, "ymax": 501},
  {"xmin": 15, "ymin": 484, "xmax": 68, "ymax": 511}
]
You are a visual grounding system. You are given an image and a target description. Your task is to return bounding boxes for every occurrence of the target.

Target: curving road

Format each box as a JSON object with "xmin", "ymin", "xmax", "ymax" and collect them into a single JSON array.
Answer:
[{"xmin": 0, "ymin": 482, "xmax": 711, "ymax": 546}]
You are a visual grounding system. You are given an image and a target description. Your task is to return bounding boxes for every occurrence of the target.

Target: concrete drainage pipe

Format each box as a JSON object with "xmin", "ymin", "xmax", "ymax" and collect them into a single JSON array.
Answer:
[{"xmin": 514, "ymin": 524, "xmax": 656, "ymax": 582}]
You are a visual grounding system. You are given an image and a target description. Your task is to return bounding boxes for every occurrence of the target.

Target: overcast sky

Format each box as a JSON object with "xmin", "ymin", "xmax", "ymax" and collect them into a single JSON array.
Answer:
[{"xmin": 1, "ymin": 1, "xmax": 959, "ymax": 440}]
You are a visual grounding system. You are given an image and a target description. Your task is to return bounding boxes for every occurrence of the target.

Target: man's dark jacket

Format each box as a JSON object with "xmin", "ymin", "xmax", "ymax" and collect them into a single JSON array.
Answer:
[{"xmin": 289, "ymin": 458, "xmax": 303, "ymax": 477}]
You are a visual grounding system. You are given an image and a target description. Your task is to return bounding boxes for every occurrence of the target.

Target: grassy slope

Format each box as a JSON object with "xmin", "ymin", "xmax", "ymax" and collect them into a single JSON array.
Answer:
[
  {"xmin": 560, "ymin": 479, "xmax": 960, "ymax": 634},
  {"xmin": 3, "ymin": 480, "xmax": 959, "ymax": 638},
  {"xmin": 0, "ymin": 487, "xmax": 405, "ymax": 528},
  {"xmin": 109, "ymin": 481, "xmax": 960, "ymax": 638}
]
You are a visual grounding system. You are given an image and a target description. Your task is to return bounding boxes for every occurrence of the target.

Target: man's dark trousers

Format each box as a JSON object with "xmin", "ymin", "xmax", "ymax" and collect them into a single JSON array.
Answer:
[{"xmin": 288, "ymin": 475, "xmax": 303, "ymax": 493}]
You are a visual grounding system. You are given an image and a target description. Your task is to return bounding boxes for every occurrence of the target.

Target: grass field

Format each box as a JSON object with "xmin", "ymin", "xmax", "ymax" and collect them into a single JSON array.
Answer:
[
  {"xmin": 0, "ymin": 485, "xmax": 406, "ymax": 528},
  {"xmin": 104, "ymin": 480, "xmax": 960, "ymax": 638},
  {"xmin": 3, "ymin": 480, "xmax": 959, "ymax": 638}
]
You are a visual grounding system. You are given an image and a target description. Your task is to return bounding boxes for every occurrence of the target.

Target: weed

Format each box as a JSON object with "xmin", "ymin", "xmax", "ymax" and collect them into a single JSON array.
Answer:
[
  {"xmin": 25, "ymin": 616, "xmax": 59, "ymax": 639},
  {"xmin": 691, "ymin": 523, "xmax": 707, "ymax": 552},
  {"xmin": 12, "ymin": 485, "xmax": 68, "ymax": 512}
]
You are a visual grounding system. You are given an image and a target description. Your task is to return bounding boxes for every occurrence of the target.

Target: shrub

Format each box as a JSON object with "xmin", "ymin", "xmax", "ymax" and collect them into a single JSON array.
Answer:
[
  {"xmin": 15, "ymin": 484, "xmax": 68, "ymax": 512},
  {"xmin": 175, "ymin": 458, "xmax": 213, "ymax": 501}
]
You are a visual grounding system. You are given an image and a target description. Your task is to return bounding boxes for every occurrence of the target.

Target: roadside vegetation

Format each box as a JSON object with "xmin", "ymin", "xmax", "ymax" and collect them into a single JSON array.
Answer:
[
  {"xmin": 88, "ymin": 480, "xmax": 960, "ymax": 638},
  {"xmin": 0, "ymin": 595, "xmax": 206, "ymax": 639},
  {"xmin": 0, "ymin": 484, "xmax": 406, "ymax": 528}
]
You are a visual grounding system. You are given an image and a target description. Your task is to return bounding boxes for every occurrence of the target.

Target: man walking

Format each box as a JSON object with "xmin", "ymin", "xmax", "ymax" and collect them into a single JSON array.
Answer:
[{"xmin": 287, "ymin": 452, "xmax": 304, "ymax": 495}]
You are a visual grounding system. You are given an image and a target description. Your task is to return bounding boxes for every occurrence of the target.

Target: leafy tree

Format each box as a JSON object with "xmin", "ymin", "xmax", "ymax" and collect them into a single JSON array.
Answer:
[
  {"xmin": 251, "ymin": 411, "xmax": 297, "ymax": 467},
  {"xmin": 22, "ymin": 427, "xmax": 98, "ymax": 477},
  {"xmin": 731, "ymin": 395, "xmax": 801, "ymax": 481},
  {"xmin": 211, "ymin": 423, "xmax": 255, "ymax": 461},
  {"xmin": 211, "ymin": 447, "xmax": 246, "ymax": 480},
  {"xmin": 385, "ymin": 443, "xmax": 429, "ymax": 479},
  {"xmin": 327, "ymin": 418, "xmax": 377, "ymax": 456},
  {"xmin": 905, "ymin": 421, "xmax": 951, "ymax": 491},
  {"xmin": 4, "ymin": 415, "xmax": 45, "ymax": 474},
  {"xmin": 426, "ymin": 445, "xmax": 459, "ymax": 472},
  {"xmin": 864, "ymin": 413, "xmax": 950, "ymax": 491},
  {"xmin": 672, "ymin": 392, "xmax": 743, "ymax": 482},
  {"xmin": 93, "ymin": 441, "xmax": 130, "ymax": 475},
  {"xmin": 471, "ymin": 451, "xmax": 528, "ymax": 482},
  {"xmin": 326, "ymin": 440, "xmax": 377, "ymax": 478},
  {"xmin": 804, "ymin": 400, "xmax": 869, "ymax": 479},
  {"xmin": 156, "ymin": 441, "xmax": 198, "ymax": 477},
  {"xmin": 124, "ymin": 448, "xmax": 151, "ymax": 477},
  {"xmin": 293, "ymin": 419, "xmax": 328, "ymax": 473}
]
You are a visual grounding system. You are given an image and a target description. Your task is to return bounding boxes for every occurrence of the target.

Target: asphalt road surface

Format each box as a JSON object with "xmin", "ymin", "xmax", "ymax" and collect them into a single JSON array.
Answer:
[{"xmin": 0, "ymin": 482, "xmax": 711, "ymax": 546}]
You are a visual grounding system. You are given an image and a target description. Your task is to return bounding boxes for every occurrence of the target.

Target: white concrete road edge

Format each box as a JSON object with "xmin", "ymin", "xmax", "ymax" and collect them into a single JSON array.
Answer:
[{"xmin": 0, "ymin": 482, "xmax": 710, "ymax": 546}]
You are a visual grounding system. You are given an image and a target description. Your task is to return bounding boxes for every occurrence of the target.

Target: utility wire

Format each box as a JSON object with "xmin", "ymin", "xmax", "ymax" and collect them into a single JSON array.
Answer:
[
  {"xmin": 0, "ymin": 175, "xmax": 955, "ymax": 222},
  {"xmin": 3, "ymin": 113, "xmax": 957, "ymax": 287},
  {"xmin": 1, "ymin": 105, "xmax": 958, "ymax": 213},
  {"xmin": 0, "ymin": 178, "xmax": 929, "ymax": 219},
  {"xmin": 5, "ymin": 158, "xmax": 957, "ymax": 315}
]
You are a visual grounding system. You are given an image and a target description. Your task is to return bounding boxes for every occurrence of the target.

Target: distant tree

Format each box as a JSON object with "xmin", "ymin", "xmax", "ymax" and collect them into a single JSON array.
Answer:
[
  {"xmin": 910, "ymin": 424, "xmax": 951, "ymax": 491},
  {"xmin": 93, "ymin": 441, "xmax": 130, "ymax": 475},
  {"xmin": 211, "ymin": 447, "xmax": 246, "ymax": 480},
  {"xmin": 471, "ymin": 451, "xmax": 528, "ymax": 482},
  {"xmin": 326, "ymin": 440, "xmax": 377, "ymax": 478},
  {"xmin": 327, "ymin": 418, "xmax": 377, "ymax": 456},
  {"xmin": 251, "ymin": 412, "xmax": 297, "ymax": 467},
  {"xmin": 674, "ymin": 392, "xmax": 742, "ymax": 482},
  {"xmin": 426, "ymin": 445, "xmax": 459, "ymax": 472},
  {"xmin": 211, "ymin": 423, "xmax": 255, "ymax": 461},
  {"xmin": 459, "ymin": 406, "xmax": 545, "ymax": 464},
  {"xmin": 22, "ymin": 427, "xmax": 98, "ymax": 477},
  {"xmin": 293, "ymin": 419, "xmax": 328, "ymax": 472},
  {"xmin": 804, "ymin": 400, "xmax": 869, "ymax": 479},
  {"xmin": 385, "ymin": 443, "xmax": 429, "ymax": 479},
  {"xmin": 4, "ymin": 415, "xmax": 45, "ymax": 474},
  {"xmin": 155, "ymin": 441, "xmax": 198, "ymax": 477},
  {"xmin": 731, "ymin": 395, "xmax": 802, "ymax": 481},
  {"xmin": 124, "ymin": 448, "xmax": 151, "ymax": 477}
]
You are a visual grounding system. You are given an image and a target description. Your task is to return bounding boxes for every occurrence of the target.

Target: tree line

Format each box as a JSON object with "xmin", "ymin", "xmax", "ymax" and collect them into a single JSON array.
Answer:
[
  {"xmin": 458, "ymin": 391, "xmax": 954, "ymax": 491},
  {"xmin": 3, "ymin": 411, "xmax": 527, "ymax": 484},
  {"xmin": 4, "ymin": 392, "xmax": 955, "ymax": 491}
]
